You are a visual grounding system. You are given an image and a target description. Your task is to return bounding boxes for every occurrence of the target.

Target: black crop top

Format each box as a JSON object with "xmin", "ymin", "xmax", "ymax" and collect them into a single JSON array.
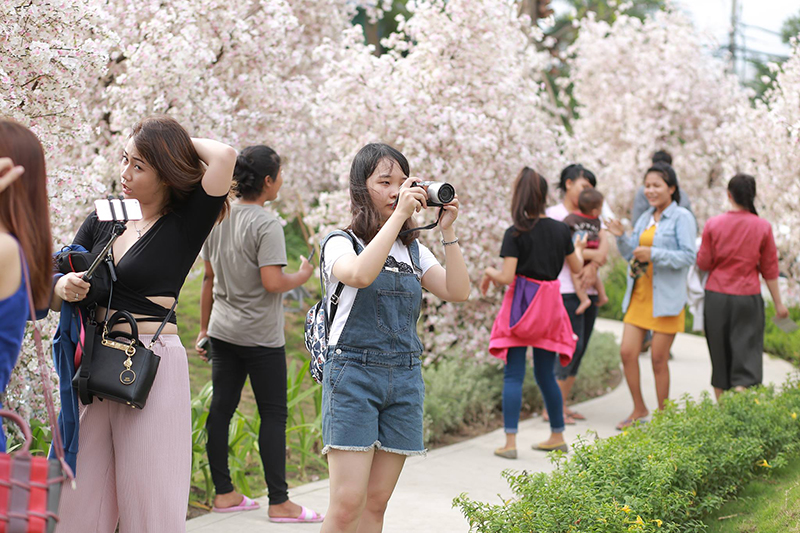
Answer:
[{"xmin": 73, "ymin": 184, "xmax": 227, "ymax": 323}]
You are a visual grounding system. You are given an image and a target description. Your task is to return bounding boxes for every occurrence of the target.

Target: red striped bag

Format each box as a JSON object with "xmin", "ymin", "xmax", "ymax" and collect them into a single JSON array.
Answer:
[{"xmin": 0, "ymin": 247, "xmax": 74, "ymax": 532}]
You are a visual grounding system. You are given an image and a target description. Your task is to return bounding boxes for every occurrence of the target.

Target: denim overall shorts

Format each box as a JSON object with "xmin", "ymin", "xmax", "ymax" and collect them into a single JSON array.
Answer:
[{"xmin": 321, "ymin": 238, "xmax": 426, "ymax": 456}]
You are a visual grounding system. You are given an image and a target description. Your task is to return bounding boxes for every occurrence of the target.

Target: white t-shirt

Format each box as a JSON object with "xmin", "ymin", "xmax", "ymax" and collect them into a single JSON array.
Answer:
[
  {"xmin": 322, "ymin": 234, "xmax": 440, "ymax": 346},
  {"xmin": 546, "ymin": 203, "xmax": 600, "ymax": 295}
]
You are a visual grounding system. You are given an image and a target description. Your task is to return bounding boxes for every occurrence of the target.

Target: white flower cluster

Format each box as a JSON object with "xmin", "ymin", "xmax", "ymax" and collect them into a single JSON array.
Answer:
[{"xmin": 3, "ymin": 1, "xmax": 800, "ymax": 416}]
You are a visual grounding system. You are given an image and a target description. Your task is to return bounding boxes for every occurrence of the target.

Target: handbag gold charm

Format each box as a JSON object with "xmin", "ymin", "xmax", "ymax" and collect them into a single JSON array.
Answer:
[{"xmin": 119, "ymin": 360, "xmax": 136, "ymax": 385}]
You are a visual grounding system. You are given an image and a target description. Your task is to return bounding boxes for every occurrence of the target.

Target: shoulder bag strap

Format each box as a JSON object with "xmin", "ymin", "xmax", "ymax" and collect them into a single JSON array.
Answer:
[
  {"xmin": 147, "ymin": 299, "xmax": 178, "ymax": 350},
  {"xmin": 19, "ymin": 245, "xmax": 75, "ymax": 481}
]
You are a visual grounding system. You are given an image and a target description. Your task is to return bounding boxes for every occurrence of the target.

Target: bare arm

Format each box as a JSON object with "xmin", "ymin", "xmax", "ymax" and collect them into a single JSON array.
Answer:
[
  {"xmin": 765, "ymin": 278, "xmax": 789, "ymax": 319},
  {"xmin": 582, "ymin": 229, "xmax": 609, "ymax": 266},
  {"xmin": 420, "ymin": 200, "xmax": 470, "ymax": 302},
  {"xmin": 333, "ymin": 178, "xmax": 427, "ymax": 288},
  {"xmin": 192, "ymin": 138, "xmax": 237, "ymax": 197},
  {"xmin": 260, "ymin": 257, "xmax": 313, "ymax": 293},
  {"xmin": 480, "ymin": 257, "xmax": 518, "ymax": 296},
  {"xmin": 196, "ymin": 261, "xmax": 214, "ymax": 358}
]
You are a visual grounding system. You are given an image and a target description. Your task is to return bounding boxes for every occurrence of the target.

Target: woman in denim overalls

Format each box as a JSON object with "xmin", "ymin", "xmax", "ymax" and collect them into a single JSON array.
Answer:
[{"xmin": 319, "ymin": 144, "xmax": 470, "ymax": 532}]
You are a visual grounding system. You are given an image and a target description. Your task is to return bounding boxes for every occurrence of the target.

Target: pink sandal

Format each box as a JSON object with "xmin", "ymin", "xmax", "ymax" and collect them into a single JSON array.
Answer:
[
  {"xmin": 269, "ymin": 505, "xmax": 325, "ymax": 523},
  {"xmin": 212, "ymin": 495, "xmax": 261, "ymax": 513}
]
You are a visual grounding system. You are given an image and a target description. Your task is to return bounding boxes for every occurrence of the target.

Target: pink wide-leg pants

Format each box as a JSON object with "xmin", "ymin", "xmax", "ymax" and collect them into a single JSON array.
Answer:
[{"xmin": 57, "ymin": 334, "xmax": 192, "ymax": 533}]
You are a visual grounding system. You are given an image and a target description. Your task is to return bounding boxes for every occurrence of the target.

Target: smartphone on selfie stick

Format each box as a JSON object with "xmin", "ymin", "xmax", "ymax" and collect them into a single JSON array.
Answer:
[{"xmin": 82, "ymin": 197, "xmax": 143, "ymax": 281}]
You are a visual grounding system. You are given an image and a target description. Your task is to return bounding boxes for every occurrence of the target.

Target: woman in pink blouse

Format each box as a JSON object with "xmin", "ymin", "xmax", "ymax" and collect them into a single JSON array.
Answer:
[{"xmin": 697, "ymin": 174, "xmax": 789, "ymax": 399}]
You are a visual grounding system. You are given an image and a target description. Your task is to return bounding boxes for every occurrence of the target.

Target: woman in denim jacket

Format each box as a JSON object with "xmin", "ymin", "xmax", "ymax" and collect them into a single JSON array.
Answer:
[{"xmin": 607, "ymin": 162, "xmax": 696, "ymax": 430}]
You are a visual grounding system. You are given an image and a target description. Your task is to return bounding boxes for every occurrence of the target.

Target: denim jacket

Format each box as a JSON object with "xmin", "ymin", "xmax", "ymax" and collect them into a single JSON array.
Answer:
[{"xmin": 618, "ymin": 201, "xmax": 697, "ymax": 317}]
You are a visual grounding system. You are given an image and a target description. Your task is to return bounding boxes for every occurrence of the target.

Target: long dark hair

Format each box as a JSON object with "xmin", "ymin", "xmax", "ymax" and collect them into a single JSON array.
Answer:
[
  {"xmin": 557, "ymin": 163, "xmax": 596, "ymax": 192},
  {"xmin": 728, "ymin": 173, "xmax": 758, "ymax": 215},
  {"xmin": 645, "ymin": 162, "xmax": 681, "ymax": 204},
  {"xmin": 0, "ymin": 120, "xmax": 53, "ymax": 308},
  {"xmin": 130, "ymin": 116, "xmax": 230, "ymax": 220},
  {"xmin": 348, "ymin": 143, "xmax": 417, "ymax": 245},
  {"xmin": 511, "ymin": 167, "xmax": 548, "ymax": 235},
  {"xmin": 233, "ymin": 145, "xmax": 281, "ymax": 200}
]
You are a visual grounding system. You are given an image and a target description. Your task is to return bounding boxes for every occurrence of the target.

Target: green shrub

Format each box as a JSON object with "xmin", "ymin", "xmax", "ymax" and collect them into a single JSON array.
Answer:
[
  {"xmin": 763, "ymin": 300, "xmax": 800, "ymax": 366},
  {"xmin": 423, "ymin": 358, "xmax": 503, "ymax": 444},
  {"xmin": 454, "ymin": 378, "xmax": 800, "ymax": 532}
]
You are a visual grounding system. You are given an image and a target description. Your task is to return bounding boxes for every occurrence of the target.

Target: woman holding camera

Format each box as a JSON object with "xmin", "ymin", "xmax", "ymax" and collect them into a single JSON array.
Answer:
[
  {"xmin": 607, "ymin": 162, "xmax": 696, "ymax": 430},
  {"xmin": 53, "ymin": 116, "xmax": 236, "ymax": 533},
  {"xmin": 196, "ymin": 145, "xmax": 320, "ymax": 521},
  {"xmin": 0, "ymin": 121, "xmax": 53, "ymax": 451},
  {"xmin": 482, "ymin": 167, "xmax": 585, "ymax": 458},
  {"xmin": 697, "ymin": 173, "xmax": 788, "ymax": 399},
  {"xmin": 319, "ymin": 143, "xmax": 469, "ymax": 532}
]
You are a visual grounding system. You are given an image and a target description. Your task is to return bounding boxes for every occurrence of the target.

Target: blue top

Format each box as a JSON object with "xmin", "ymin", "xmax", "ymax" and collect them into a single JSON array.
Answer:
[
  {"xmin": 617, "ymin": 201, "xmax": 697, "ymax": 317},
  {"xmin": 0, "ymin": 242, "xmax": 29, "ymax": 452}
]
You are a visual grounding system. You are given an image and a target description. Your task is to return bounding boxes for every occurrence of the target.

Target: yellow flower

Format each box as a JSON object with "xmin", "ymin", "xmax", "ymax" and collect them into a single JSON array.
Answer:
[
  {"xmin": 652, "ymin": 519, "xmax": 663, "ymax": 527},
  {"xmin": 621, "ymin": 505, "xmax": 632, "ymax": 514},
  {"xmin": 634, "ymin": 515, "xmax": 645, "ymax": 526},
  {"xmin": 757, "ymin": 459, "xmax": 771, "ymax": 468},
  {"xmin": 792, "ymin": 412, "xmax": 797, "ymax": 420},
  {"xmin": 755, "ymin": 398, "xmax": 761, "ymax": 405}
]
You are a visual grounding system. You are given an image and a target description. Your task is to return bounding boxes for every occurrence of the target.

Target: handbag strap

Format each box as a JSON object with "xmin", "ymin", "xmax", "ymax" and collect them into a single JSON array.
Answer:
[
  {"xmin": 19, "ymin": 244, "xmax": 75, "ymax": 481},
  {"xmin": 147, "ymin": 299, "xmax": 178, "ymax": 349}
]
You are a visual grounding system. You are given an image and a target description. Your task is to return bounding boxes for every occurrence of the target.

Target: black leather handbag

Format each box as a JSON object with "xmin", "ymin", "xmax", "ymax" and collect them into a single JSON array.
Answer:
[{"xmin": 72, "ymin": 304, "xmax": 175, "ymax": 410}]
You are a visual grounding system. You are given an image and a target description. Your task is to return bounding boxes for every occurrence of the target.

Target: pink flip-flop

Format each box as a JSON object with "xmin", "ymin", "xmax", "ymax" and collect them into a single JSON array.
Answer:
[
  {"xmin": 212, "ymin": 495, "xmax": 261, "ymax": 513},
  {"xmin": 269, "ymin": 505, "xmax": 324, "ymax": 523}
]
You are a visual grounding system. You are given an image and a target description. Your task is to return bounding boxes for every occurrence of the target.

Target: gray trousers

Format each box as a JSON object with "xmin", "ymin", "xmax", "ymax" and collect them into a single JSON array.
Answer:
[{"xmin": 703, "ymin": 290, "xmax": 765, "ymax": 390}]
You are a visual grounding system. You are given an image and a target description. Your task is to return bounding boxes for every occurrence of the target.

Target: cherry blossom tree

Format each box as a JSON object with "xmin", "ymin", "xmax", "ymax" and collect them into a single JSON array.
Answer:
[{"xmin": 309, "ymin": 0, "xmax": 565, "ymax": 360}]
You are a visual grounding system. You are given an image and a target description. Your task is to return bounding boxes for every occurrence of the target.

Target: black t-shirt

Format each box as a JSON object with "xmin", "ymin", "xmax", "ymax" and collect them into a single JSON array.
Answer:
[
  {"xmin": 500, "ymin": 218, "xmax": 574, "ymax": 281},
  {"xmin": 73, "ymin": 184, "xmax": 226, "ymax": 322}
]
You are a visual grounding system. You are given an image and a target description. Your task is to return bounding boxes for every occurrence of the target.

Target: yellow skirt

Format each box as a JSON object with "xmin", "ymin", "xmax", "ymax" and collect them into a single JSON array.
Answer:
[{"xmin": 622, "ymin": 225, "xmax": 685, "ymax": 334}]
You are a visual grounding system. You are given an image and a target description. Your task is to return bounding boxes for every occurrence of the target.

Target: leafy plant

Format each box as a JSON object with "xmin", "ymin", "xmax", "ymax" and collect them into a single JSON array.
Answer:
[{"xmin": 455, "ymin": 378, "xmax": 800, "ymax": 532}]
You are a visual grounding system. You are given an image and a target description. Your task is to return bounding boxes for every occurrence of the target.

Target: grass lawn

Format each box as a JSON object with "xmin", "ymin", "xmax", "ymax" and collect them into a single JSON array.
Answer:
[{"xmin": 704, "ymin": 454, "xmax": 800, "ymax": 532}]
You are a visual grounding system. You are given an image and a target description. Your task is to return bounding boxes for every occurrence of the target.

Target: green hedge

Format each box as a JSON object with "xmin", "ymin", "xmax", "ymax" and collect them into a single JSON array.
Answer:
[
  {"xmin": 454, "ymin": 379, "xmax": 800, "ymax": 532},
  {"xmin": 599, "ymin": 259, "xmax": 800, "ymax": 365}
]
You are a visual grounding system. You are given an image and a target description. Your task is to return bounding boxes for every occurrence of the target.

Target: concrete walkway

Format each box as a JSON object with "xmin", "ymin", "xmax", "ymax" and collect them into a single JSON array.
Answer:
[{"xmin": 186, "ymin": 318, "xmax": 798, "ymax": 532}]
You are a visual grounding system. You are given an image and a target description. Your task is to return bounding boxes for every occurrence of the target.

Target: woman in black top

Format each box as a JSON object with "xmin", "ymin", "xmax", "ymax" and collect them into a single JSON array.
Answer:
[
  {"xmin": 51, "ymin": 116, "xmax": 236, "ymax": 533},
  {"xmin": 481, "ymin": 168, "xmax": 584, "ymax": 458}
]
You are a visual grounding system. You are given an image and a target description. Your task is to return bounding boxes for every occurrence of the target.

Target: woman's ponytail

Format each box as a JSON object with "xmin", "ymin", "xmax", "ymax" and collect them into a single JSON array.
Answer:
[
  {"xmin": 511, "ymin": 167, "xmax": 548, "ymax": 235},
  {"xmin": 728, "ymin": 173, "xmax": 758, "ymax": 216}
]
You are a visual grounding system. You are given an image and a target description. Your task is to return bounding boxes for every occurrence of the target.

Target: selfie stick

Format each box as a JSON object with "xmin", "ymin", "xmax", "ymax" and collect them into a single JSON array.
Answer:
[{"xmin": 82, "ymin": 195, "xmax": 129, "ymax": 281}]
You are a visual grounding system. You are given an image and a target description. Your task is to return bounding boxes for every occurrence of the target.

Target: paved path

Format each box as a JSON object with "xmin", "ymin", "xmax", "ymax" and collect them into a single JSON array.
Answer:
[{"xmin": 186, "ymin": 318, "xmax": 798, "ymax": 532}]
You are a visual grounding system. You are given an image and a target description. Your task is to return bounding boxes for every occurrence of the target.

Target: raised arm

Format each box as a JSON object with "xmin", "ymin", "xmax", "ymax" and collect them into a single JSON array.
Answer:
[
  {"xmin": 192, "ymin": 138, "xmax": 237, "ymax": 197},
  {"xmin": 333, "ymin": 178, "xmax": 427, "ymax": 288}
]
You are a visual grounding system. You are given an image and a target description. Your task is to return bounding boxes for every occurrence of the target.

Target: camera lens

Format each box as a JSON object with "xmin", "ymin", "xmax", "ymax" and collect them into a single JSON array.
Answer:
[{"xmin": 434, "ymin": 183, "xmax": 455, "ymax": 204}]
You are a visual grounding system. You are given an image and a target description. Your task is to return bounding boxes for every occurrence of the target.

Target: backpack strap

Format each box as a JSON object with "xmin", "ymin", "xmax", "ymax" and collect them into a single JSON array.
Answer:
[
  {"xmin": 319, "ymin": 230, "xmax": 359, "ymax": 327},
  {"xmin": 408, "ymin": 239, "xmax": 422, "ymax": 278}
]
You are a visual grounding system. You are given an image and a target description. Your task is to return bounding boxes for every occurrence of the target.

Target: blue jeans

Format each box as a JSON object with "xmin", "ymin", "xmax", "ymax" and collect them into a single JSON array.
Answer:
[{"xmin": 503, "ymin": 347, "xmax": 565, "ymax": 434}]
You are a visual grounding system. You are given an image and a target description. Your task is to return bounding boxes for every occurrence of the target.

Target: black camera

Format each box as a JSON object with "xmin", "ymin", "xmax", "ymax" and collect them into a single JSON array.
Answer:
[{"xmin": 412, "ymin": 181, "xmax": 456, "ymax": 207}]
